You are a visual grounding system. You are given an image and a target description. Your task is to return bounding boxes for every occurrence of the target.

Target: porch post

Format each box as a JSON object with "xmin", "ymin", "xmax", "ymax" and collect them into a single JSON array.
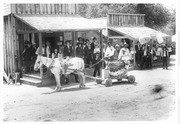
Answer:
[
  {"xmin": 100, "ymin": 30, "xmax": 104, "ymax": 68},
  {"xmin": 38, "ymin": 32, "xmax": 43, "ymax": 78},
  {"xmin": 100, "ymin": 30, "xmax": 103, "ymax": 57},
  {"xmin": 133, "ymin": 40, "xmax": 136, "ymax": 66},
  {"xmin": 73, "ymin": 31, "xmax": 77, "ymax": 57},
  {"xmin": 31, "ymin": 33, "xmax": 35, "ymax": 44}
]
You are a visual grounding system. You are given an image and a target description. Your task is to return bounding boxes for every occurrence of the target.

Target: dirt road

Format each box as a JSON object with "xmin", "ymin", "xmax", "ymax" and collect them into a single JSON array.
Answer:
[{"xmin": 3, "ymin": 56, "xmax": 177, "ymax": 121}]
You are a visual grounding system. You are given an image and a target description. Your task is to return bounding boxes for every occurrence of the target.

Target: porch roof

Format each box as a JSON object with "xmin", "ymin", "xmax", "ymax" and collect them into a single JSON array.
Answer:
[
  {"xmin": 108, "ymin": 27, "xmax": 170, "ymax": 44},
  {"xmin": 14, "ymin": 14, "xmax": 105, "ymax": 32}
]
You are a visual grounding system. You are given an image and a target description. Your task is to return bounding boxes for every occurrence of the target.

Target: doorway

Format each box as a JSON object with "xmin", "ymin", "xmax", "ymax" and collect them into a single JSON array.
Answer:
[{"xmin": 45, "ymin": 37, "xmax": 56, "ymax": 53}]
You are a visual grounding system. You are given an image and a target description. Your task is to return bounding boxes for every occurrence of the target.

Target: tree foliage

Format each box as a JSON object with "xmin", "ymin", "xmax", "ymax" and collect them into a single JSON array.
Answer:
[{"xmin": 78, "ymin": 3, "xmax": 175, "ymax": 35}]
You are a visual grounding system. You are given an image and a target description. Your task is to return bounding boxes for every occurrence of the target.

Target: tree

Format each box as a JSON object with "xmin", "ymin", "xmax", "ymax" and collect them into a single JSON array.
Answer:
[
  {"xmin": 78, "ymin": 4, "xmax": 175, "ymax": 35},
  {"xmin": 136, "ymin": 4, "xmax": 171, "ymax": 29}
]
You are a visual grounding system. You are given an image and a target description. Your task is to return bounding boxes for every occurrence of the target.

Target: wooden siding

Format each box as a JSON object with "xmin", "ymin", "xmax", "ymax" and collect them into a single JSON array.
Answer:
[
  {"xmin": 4, "ymin": 15, "xmax": 15, "ymax": 74},
  {"xmin": 11, "ymin": 4, "xmax": 79, "ymax": 15},
  {"xmin": 108, "ymin": 13, "xmax": 145, "ymax": 27},
  {"xmin": 4, "ymin": 14, "xmax": 36, "ymax": 74}
]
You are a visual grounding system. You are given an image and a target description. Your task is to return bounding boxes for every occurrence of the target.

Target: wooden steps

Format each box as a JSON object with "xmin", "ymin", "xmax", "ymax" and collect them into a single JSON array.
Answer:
[{"xmin": 20, "ymin": 74, "xmax": 42, "ymax": 87}]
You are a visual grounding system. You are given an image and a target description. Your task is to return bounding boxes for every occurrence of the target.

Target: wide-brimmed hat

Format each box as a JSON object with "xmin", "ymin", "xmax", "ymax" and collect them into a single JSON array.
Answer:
[
  {"xmin": 78, "ymin": 37, "xmax": 83, "ymax": 41},
  {"xmin": 107, "ymin": 40, "xmax": 113, "ymax": 45},
  {"xmin": 65, "ymin": 40, "xmax": 71, "ymax": 44}
]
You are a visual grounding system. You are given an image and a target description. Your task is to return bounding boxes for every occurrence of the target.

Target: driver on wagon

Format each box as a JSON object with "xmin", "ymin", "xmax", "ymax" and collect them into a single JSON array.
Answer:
[
  {"xmin": 104, "ymin": 40, "xmax": 115, "ymax": 69},
  {"xmin": 104, "ymin": 40, "xmax": 115, "ymax": 61}
]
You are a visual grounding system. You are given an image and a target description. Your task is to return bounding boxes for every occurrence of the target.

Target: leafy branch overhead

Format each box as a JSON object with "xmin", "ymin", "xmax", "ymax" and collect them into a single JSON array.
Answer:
[{"xmin": 78, "ymin": 4, "xmax": 175, "ymax": 35}]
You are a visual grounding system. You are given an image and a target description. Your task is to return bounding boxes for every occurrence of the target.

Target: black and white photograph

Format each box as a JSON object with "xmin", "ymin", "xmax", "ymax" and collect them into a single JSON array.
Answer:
[{"xmin": 1, "ymin": 0, "xmax": 179, "ymax": 123}]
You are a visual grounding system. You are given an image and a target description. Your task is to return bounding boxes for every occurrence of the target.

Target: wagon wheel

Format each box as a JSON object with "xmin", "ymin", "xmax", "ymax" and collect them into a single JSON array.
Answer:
[
  {"xmin": 104, "ymin": 78, "xmax": 113, "ymax": 87},
  {"xmin": 128, "ymin": 75, "xmax": 135, "ymax": 84}
]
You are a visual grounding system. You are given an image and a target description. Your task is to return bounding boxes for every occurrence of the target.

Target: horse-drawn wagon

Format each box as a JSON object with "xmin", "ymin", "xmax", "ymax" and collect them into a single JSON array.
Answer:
[
  {"xmin": 34, "ymin": 55, "xmax": 135, "ymax": 91},
  {"xmin": 94, "ymin": 60, "xmax": 135, "ymax": 87}
]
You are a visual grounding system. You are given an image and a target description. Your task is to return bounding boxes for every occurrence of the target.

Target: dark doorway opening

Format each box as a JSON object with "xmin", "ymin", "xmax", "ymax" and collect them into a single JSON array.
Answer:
[{"xmin": 45, "ymin": 37, "xmax": 56, "ymax": 53}]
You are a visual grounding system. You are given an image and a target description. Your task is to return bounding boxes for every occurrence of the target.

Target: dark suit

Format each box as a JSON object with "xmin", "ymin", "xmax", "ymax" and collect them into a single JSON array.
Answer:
[
  {"xmin": 93, "ymin": 55, "xmax": 101, "ymax": 77},
  {"xmin": 90, "ymin": 42, "xmax": 95, "ymax": 53},
  {"xmin": 63, "ymin": 45, "xmax": 73, "ymax": 58},
  {"xmin": 84, "ymin": 45, "xmax": 91, "ymax": 67},
  {"xmin": 76, "ymin": 46, "xmax": 84, "ymax": 58},
  {"xmin": 162, "ymin": 49, "xmax": 168, "ymax": 69}
]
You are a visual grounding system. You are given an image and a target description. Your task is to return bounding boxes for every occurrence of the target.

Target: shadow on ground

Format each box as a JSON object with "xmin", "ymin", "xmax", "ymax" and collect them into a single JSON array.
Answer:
[
  {"xmin": 113, "ymin": 80, "xmax": 138, "ymax": 86},
  {"xmin": 42, "ymin": 87, "xmax": 91, "ymax": 94}
]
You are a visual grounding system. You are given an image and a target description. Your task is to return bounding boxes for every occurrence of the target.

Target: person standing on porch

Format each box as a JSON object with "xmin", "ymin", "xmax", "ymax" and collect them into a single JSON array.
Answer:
[
  {"xmin": 83, "ymin": 41, "xmax": 91, "ymax": 68},
  {"xmin": 140, "ymin": 45, "xmax": 147, "ymax": 70},
  {"xmin": 35, "ymin": 43, "xmax": 46, "ymax": 56},
  {"xmin": 76, "ymin": 42, "xmax": 84, "ymax": 58},
  {"xmin": 23, "ymin": 41, "xmax": 34, "ymax": 73},
  {"xmin": 162, "ymin": 46, "xmax": 169, "ymax": 69},
  {"xmin": 46, "ymin": 41, "xmax": 51, "ymax": 58},
  {"xmin": 93, "ymin": 43, "xmax": 100, "ymax": 60},
  {"xmin": 63, "ymin": 40, "xmax": 73, "ymax": 59},
  {"xmin": 135, "ymin": 42, "xmax": 141, "ymax": 66},
  {"xmin": 93, "ymin": 53, "xmax": 101, "ymax": 77},
  {"xmin": 90, "ymin": 37, "xmax": 95, "ymax": 54}
]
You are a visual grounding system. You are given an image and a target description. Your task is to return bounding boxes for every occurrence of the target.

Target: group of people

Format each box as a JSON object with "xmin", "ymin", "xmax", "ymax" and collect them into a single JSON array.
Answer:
[
  {"xmin": 61, "ymin": 37, "xmax": 102, "ymax": 77},
  {"xmin": 135, "ymin": 42, "xmax": 171, "ymax": 70},
  {"xmin": 22, "ymin": 36, "xmax": 171, "ymax": 76}
]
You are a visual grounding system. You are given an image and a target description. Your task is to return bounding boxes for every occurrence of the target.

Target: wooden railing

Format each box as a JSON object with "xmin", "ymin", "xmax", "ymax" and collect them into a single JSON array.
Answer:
[
  {"xmin": 108, "ymin": 13, "xmax": 145, "ymax": 27},
  {"xmin": 11, "ymin": 4, "xmax": 79, "ymax": 15}
]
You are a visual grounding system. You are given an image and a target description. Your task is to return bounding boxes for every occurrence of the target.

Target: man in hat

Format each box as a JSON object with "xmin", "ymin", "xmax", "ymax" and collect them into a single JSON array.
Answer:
[
  {"xmin": 90, "ymin": 37, "xmax": 95, "ymax": 54},
  {"xmin": 76, "ymin": 42, "xmax": 84, "ymax": 58},
  {"xmin": 93, "ymin": 53, "xmax": 101, "ymax": 77},
  {"xmin": 63, "ymin": 40, "xmax": 73, "ymax": 58},
  {"xmin": 104, "ymin": 40, "xmax": 115, "ymax": 61},
  {"xmin": 118, "ymin": 42, "xmax": 131, "ymax": 65},
  {"xmin": 23, "ymin": 41, "xmax": 34, "ymax": 73},
  {"xmin": 162, "ymin": 46, "xmax": 169, "ymax": 69}
]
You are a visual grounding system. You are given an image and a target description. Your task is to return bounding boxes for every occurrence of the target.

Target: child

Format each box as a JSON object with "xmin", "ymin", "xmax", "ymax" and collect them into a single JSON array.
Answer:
[{"xmin": 93, "ymin": 53, "xmax": 101, "ymax": 77}]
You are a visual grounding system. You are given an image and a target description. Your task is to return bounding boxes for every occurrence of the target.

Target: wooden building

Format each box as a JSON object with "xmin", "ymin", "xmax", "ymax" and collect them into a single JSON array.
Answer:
[{"xmin": 3, "ymin": 4, "xmax": 104, "ymax": 86}]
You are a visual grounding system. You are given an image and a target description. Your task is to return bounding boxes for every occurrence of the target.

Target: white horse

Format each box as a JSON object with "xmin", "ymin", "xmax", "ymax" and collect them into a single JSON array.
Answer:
[{"xmin": 34, "ymin": 55, "xmax": 85, "ymax": 91}]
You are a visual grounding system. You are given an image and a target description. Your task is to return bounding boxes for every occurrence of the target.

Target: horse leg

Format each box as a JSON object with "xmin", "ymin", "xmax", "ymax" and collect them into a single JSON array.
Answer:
[
  {"xmin": 79, "ymin": 72, "xmax": 85, "ymax": 88},
  {"xmin": 54, "ymin": 74, "xmax": 62, "ymax": 91}
]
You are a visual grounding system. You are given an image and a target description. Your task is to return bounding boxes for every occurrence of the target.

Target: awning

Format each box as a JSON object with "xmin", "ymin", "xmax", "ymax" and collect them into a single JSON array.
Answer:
[
  {"xmin": 172, "ymin": 34, "xmax": 176, "ymax": 42},
  {"xmin": 14, "ymin": 14, "xmax": 105, "ymax": 32},
  {"xmin": 108, "ymin": 27, "xmax": 169, "ymax": 44}
]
